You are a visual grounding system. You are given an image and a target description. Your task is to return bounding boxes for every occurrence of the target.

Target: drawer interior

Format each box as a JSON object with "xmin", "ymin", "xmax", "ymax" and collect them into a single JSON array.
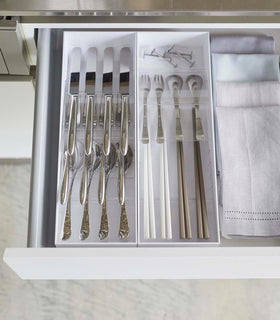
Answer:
[{"xmin": 28, "ymin": 27, "xmax": 280, "ymax": 249}]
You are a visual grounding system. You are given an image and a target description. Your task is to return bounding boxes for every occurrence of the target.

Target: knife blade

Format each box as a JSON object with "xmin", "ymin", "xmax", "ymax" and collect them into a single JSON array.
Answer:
[{"xmin": 100, "ymin": 47, "xmax": 113, "ymax": 126}]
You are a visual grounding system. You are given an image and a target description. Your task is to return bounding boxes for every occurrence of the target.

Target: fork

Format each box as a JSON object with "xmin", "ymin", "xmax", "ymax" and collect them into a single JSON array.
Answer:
[
  {"xmin": 140, "ymin": 75, "xmax": 156, "ymax": 239},
  {"xmin": 154, "ymin": 75, "xmax": 172, "ymax": 239}
]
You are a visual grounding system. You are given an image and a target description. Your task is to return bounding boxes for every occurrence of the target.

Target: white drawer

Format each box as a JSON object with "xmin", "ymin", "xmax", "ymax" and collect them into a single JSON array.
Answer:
[{"xmin": 4, "ymin": 23, "xmax": 280, "ymax": 279}]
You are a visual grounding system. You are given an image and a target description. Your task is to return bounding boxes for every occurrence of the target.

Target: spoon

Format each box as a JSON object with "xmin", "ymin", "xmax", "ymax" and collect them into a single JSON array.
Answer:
[
  {"xmin": 186, "ymin": 74, "xmax": 209, "ymax": 239},
  {"xmin": 80, "ymin": 143, "xmax": 102, "ymax": 240},
  {"xmin": 117, "ymin": 144, "xmax": 133, "ymax": 239},
  {"xmin": 98, "ymin": 144, "xmax": 117, "ymax": 240},
  {"xmin": 166, "ymin": 75, "xmax": 192, "ymax": 239},
  {"xmin": 62, "ymin": 141, "xmax": 83, "ymax": 240}
]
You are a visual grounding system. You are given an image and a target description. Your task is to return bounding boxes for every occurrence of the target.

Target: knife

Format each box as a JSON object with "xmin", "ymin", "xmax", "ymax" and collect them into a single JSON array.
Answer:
[
  {"xmin": 60, "ymin": 71, "xmax": 79, "ymax": 204},
  {"xmin": 100, "ymin": 48, "xmax": 113, "ymax": 156},
  {"xmin": 117, "ymin": 47, "xmax": 131, "ymax": 156},
  {"xmin": 80, "ymin": 50, "xmax": 97, "ymax": 205}
]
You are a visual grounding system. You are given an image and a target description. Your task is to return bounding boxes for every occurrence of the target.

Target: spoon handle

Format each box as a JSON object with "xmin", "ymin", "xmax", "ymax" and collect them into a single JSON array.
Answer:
[
  {"xmin": 98, "ymin": 157, "xmax": 106, "ymax": 205},
  {"xmin": 119, "ymin": 203, "xmax": 129, "ymax": 239},
  {"xmin": 80, "ymin": 157, "xmax": 88, "ymax": 205},
  {"xmin": 118, "ymin": 153, "xmax": 125, "ymax": 205},
  {"xmin": 80, "ymin": 190, "xmax": 90, "ymax": 240},
  {"xmin": 62, "ymin": 170, "xmax": 77, "ymax": 240}
]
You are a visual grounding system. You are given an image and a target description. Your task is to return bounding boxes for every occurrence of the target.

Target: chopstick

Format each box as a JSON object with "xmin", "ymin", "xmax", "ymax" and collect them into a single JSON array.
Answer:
[
  {"xmin": 143, "ymin": 143, "xmax": 156, "ymax": 239},
  {"xmin": 197, "ymin": 141, "xmax": 209, "ymax": 239},
  {"xmin": 163, "ymin": 141, "xmax": 172, "ymax": 239},
  {"xmin": 159, "ymin": 141, "xmax": 172, "ymax": 239},
  {"xmin": 193, "ymin": 108, "xmax": 209, "ymax": 239},
  {"xmin": 178, "ymin": 141, "xmax": 192, "ymax": 239}
]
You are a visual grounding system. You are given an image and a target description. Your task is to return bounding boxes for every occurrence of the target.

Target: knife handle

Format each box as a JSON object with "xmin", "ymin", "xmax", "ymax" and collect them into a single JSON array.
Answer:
[
  {"xmin": 103, "ymin": 95, "xmax": 112, "ymax": 156},
  {"xmin": 120, "ymin": 95, "xmax": 129, "ymax": 156},
  {"xmin": 68, "ymin": 95, "xmax": 78, "ymax": 156},
  {"xmin": 85, "ymin": 95, "xmax": 94, "ymax": 155}
]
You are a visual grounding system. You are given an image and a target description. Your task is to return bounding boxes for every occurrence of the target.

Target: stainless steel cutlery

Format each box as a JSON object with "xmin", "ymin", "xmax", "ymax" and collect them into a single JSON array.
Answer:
[
  {"xmin": 60, "ymin": 72, "xmax": 79, "ymax": 205},
  {"xmin": 98, "ymin": 143, "xmax": 117, "ymax": 240},
  {"xmin": 59, "ymin": 43, "xmax": 211, "ymax": 244},
  {"xmin": 118, "ymin": 47, "xmax": 131, "ymax": 156},
  {"xmin": 167, "ymin": 75, "xmax": 192, "ymax": 240},
  {"xmin": 80, "ymin": 143, "xmax": 102, "ymax": 240},
  {"xmin": 101, "ymin": 48, "xmax": 114, "ymax": 156},
  {"xmin": 187, "ymin": 74, "xmax": 209, "ymax": 239},
  {"xmin": 62, "ymin": 142, "xmax": 83, "ymax": 240},
  {"xmin": 117, "ymin": 143, "xmax": 133, "ymax": 239}
]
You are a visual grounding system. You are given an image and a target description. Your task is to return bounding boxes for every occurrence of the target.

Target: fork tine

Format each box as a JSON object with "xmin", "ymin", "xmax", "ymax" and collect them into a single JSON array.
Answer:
[{"xmin": 161, "ymin": 75, "xmax": 164, "ymax": 89}]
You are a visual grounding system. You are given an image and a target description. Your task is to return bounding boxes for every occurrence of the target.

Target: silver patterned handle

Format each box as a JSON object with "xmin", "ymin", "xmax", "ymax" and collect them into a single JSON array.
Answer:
[
  {"xmin": 99, "ymin": 201, "xmax": 109, "ymax": 240},
  {"xmin": 119, "ymin": 203, "xmax": 129, "ymax": 239},
  {"xmin": 80, "ymin": 191, "xmax": 90, "ymax": 240}
]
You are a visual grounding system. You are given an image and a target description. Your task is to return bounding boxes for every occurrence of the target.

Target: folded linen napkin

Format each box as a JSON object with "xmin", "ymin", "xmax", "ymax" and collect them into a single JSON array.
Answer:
[
  {"xmin": 212, "ymin": 54, "xmax": 280, "ymax": 82},
  {"xmin": 212, "ymin": 54, "xmax": 280, "ymax": 179},
  {"xmin": 210, "ymin": 35, "xmax": 275, "ymax": 54},
  {"xmin": 215, "ymin": 81, "xmax": 280, "ymax": 209},
  {"xmin": 216, "ymin": 105, "xmax": 280, "ymax": 237},
  {"xmin": 216, "ymin": 81, "xmax": 280, "ymax": 108}
]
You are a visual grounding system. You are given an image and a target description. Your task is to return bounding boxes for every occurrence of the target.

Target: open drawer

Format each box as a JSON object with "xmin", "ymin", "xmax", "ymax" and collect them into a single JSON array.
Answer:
[{"xmin": 4, "ymin": 25, "xmax": 280, "ymax": 279}]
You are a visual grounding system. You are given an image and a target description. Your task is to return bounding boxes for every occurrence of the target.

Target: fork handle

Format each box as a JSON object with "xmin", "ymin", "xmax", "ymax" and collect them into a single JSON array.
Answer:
[
  {"xmin": 157, "ymin": 104, "xmax": 164, "ymax": 143},
  {"xmin": 141, "ymin": 103, "xmax": 149, "ymax": 143}
]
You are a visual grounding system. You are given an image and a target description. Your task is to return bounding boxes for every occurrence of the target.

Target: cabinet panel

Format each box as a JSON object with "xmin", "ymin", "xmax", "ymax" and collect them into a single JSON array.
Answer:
[{"xmin": 4, "ymin": 247, "xmax": 280, "ymax": 279}]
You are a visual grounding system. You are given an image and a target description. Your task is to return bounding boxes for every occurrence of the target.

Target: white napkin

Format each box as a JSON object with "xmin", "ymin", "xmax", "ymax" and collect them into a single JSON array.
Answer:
[
  {"xmin": 212, "ymin": 54, "xmax": 280, "ymax": 82},
  {"xmin": 210, "ymin": 35, "xmax": 275, "ymax": 54},
  {"xmin": 216, "ymin": 81, "xmax": 280, "ymax": 108},
  {"xmin": 212, "ymin": 55, "xmax": 280, "ymax": 178},
  {"xmin": 216, "ymin": 105, "xmax": 280, "ymax": 237},
  {"xmin": 215, "ymin": 81, "xmax": 280, "ymax": 210}
]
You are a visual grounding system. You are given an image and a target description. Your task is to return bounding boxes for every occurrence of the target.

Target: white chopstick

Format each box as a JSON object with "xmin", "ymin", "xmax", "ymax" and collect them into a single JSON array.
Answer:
[
  {"xmin": 147, "ymin": 143, "xmax": 156, "ymax": 239},
  {"xmin": 143, "ymin": 143, "xmax": 156, "ymax": 239},
  {"xmin": 160, "ymin": 145, "xmax": 166, "ymax": 239},
  {"xmin": 163, "ymin": 141, "xmax": 172, "ymax": 239},
  {"xmin": 143, "ymin": 144, "xmax": 150, "ymax": 239}
]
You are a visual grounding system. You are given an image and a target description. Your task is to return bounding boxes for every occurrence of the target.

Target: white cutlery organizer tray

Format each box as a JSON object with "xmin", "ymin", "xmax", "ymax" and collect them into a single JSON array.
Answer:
[{"xmin": 55, "ymin": 31, "xmax": 219, "ymax": 247}]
